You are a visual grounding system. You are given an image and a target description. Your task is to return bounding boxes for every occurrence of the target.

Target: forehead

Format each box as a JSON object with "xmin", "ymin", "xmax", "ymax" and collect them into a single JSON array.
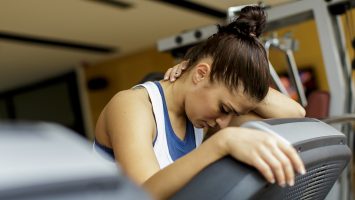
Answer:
[{"xmin": 214, "ymin": 82, "xmax": 258, "ymax": 114}]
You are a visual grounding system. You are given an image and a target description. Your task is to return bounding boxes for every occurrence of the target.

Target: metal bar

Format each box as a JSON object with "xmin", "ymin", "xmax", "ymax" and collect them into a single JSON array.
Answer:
[
  {"xmin": 323, "ymin": 113, "xmax": 355, "ymax": 124},
  {"xmin": 269, "ymin": 61, "xmax": 289, "ymax": 96},
  {"xmin": 285, "ymin": 49, "xmax": 308, "ymax": 106},
  {"xmin": 157, "ymin": 25, "xmax": 217, "ymax": 52},
  {"xmin": 264, "ymin": 40, "xmax": 289, "ymax": 96}
]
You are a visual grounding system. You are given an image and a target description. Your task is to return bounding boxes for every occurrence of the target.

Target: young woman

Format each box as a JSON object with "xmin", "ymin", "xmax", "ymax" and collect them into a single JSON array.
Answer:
[{"xmin": 94, "ymin": 6, "xmax": 306, "ymax": 200}]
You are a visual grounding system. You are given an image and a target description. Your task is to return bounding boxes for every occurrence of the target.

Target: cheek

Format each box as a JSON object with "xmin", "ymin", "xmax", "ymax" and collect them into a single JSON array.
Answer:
[{"xmin": 185, "ymin": 92, "xmax": 217, "ymax": 120}]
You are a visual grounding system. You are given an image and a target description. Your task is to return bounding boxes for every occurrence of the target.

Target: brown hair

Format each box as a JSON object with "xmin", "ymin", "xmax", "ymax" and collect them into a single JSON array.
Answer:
[{"xmin": 184, "ymin": 6, "xmax": 270, "ymax": 101}]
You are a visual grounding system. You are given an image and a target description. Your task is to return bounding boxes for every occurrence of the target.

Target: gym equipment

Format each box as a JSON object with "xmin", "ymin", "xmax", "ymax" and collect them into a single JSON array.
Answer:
[
  {"xmin": 0, "ymin": 122, "xmax": 150, "ymax": 200},
  {"xmin": 264, "ymin": 33, "xmax": 308, "ymax": 107},
  {"xmin": 172, "ymin": 118, "xmax": 351, "ymax": 200}
]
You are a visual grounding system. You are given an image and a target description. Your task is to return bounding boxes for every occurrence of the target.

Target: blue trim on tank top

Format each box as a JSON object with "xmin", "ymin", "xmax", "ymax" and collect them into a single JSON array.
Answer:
[
  {"xmin": 154, "ymin": 81, "xmax": 196, "ymax": 161},
  {"xmin": 94, "ymin": 139, "xmax": 115, "ymax": 159}
]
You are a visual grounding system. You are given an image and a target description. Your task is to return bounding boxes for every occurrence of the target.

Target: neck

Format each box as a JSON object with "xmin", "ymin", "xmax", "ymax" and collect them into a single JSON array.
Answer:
[{"xmin": 158, "ymin": 78, "xmax": 187, "ymax": 119}]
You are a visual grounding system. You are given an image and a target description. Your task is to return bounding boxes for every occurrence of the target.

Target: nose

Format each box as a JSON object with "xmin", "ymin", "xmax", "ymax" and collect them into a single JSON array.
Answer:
[
  {"xmin": 216, "ymin": 114, "xmax": 233, "ymax": 129},
  {"xmin": 207, "ymin": 120, "xmax": 217, "ymax": 128}
]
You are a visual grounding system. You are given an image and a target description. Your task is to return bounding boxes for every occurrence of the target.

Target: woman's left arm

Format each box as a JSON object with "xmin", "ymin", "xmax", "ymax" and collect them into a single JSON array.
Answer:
[
  {"xmin": 254, "ymin": 87, "xmax": 306, "ymax": 118},
  {"xmin": 229, "ymin": 87, "xmax": 306, "ymax": 127}
]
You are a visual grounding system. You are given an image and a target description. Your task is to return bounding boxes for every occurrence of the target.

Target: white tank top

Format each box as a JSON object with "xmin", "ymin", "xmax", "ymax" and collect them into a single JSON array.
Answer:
[{"xmin": 136, "ymin": 82, "xmax": 204, "ymax": 169}]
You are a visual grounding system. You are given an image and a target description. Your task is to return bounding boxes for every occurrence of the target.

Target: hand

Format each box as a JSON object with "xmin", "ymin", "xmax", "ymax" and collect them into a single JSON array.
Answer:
[
  {"xmin": 164, "ymin": 61, "xmax": 188, "ymax": 82},
  {"xmin": 221, "ymin": 127, "xmax": 306, "ymax": 187}
]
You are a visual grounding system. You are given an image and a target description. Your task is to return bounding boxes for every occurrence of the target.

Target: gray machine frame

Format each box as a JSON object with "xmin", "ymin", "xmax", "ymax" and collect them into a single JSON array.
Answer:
[
  {"xmin": 238, "ymin": 1, "xmax": 354, "ymax": 199},
  {"xmin": 171, "ymin": 118, "xmax": 351, "ymax": 200},
  {"xmin": 0, "ymin": 122, "xmax": 150, "ymax": 200}
]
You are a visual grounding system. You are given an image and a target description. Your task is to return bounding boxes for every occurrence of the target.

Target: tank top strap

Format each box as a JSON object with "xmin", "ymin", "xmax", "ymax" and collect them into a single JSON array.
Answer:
[
  {"xmin": 194, "ymin": 127, "xmax": 204, "ymax": 146},
  {"xmin": 134, "ymin": 82, "xmax": 173, "ymax": 168}
]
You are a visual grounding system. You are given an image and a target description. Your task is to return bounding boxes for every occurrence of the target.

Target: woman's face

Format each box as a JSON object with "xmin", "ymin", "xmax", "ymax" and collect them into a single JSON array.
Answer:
[{"xmin": 185, "ymin": 80, "xmax": 258, "ymax": 129}]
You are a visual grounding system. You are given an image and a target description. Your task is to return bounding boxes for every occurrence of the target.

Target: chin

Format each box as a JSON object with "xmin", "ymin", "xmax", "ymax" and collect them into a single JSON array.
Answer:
[
  {"xmin": 195, "ymin": 124, "xmax": 204, "ymax": 128},
  {"xmin": 192, "ymin": 120, "xmax": 205, "ymax": 129}
]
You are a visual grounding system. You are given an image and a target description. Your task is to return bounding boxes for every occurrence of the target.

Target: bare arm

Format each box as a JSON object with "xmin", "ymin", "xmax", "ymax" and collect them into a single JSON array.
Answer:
[
  {"xmin": 104, "ymin": 90, "xmax": 226, "ymax": 199},
  {"xmin": 253, "ymin": 87, "xmax": 306, "ymax": 118},
  {"xmin": 103, "ymin": 89, "xmax": 305, "ymax": 200},
  {"xmin": 143, "ymin": 132, "xmax": 226, "ymax": 199},
  {"xmin": 104, "ymin": 90, "xmax": 160, "ymax": 183},
  {"xmin": 145, "ymin": 127, "xmax": 305, "ymax": 199},
  {"xmin": 230, "ymin": 87, "xmax": 306, "ymax": 126}
]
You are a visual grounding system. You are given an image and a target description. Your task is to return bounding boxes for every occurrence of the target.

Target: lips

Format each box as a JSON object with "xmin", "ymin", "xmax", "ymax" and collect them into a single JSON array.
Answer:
[
  {"xmin": 202, "ymin": 121, "xmax": 210, "ymax": 128},
  {"xmin": 195, "ymin": 120, "xmax": 213, "ymax": 129},
  {"xmin": 195, "ymin": 120, "xmax": 206, "ymax": 128}
]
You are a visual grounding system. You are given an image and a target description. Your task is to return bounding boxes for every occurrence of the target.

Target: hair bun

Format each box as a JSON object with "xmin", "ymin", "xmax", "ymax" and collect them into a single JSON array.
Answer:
[{"xmin": 218, "ymin": 6, "xmax": 266, "ymax": 38}]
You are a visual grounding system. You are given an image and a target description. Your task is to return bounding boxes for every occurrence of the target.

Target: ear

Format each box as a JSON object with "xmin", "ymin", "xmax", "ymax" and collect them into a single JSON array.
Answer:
[{"xmin": 192, "ymin": 63, "xmax": 211, "ymax": 84}]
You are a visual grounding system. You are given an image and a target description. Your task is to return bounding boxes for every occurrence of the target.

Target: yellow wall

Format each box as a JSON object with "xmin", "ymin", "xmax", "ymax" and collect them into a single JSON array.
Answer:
[
  {"xmin": 268, "ymin": 20, "xmax": 328, "ymax": 91},
  {"xmin": 85, "ymin": 47, "xmax": 174, "ymax": 125},
  {"xmin": 269, "ymin": 9, "xmax": 355, "ymax": 92}
]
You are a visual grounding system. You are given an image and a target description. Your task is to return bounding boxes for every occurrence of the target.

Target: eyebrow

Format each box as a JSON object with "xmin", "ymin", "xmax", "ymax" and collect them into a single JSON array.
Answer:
[{"xmin": 227, "ymin": 103, "xmax": 241, "ymax": 116}]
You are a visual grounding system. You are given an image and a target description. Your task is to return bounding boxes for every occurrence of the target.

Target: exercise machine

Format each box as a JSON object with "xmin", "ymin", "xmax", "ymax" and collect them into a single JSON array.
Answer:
[
  {"xmin": 0, "ymin": 122, "xmax": 150, "ymax": 200},
  {"xmin": 172, "ymin": 118, "xmax": 351, "ymax": 200}
]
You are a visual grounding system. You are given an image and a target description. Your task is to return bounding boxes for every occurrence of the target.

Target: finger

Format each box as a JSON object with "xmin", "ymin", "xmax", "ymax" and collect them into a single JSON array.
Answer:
[
  {"xmin": 170, "ymin": 65, "xmax": 179, "ymax": 82},
  {"xmin": 278, "ymin": 141, "xmax": 306, "ymax": 176},
  {"xmin": 175, "ymin": 61, "xmax": 188, "ymax": 77},
  {"xmin": 181, "ymin": 61, "xmax": 188, "ymax": 70},
  {"xmin": 270, "ymin": 144, "xmax": 295, "ymax": 186},
  {"xmin": 253, "ymin": 156, "xmax": 275, "ymax": 184},
  {"xmin": 175, "ymin": 64, "xmax": 183, "ymax": 77},
  {"xmin": 259, "ymin": 146, "xmax": 286, "ymax": 187},
  {"xmin": 164, "ymin": 68, "xmax": 173, "ymax": 81}
]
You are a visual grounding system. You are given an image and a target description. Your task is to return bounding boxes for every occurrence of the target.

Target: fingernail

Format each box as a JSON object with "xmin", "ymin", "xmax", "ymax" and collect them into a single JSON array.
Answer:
[
  {"xmin": 288, "ymin": 180, "xmax": 294, "ymax": 186},
  {"xmin": 170, "ymin": 78, "xmax": 175, "ymax": 82},
  {"xmin": 299, "ymin": 168, "xmax": 306, "ymax": 175},
  {"xmin": 279, "ymin": 183, "xmax": 286, "ymax": 188},
  {"xmin": 164, "ymin": 76, "xmax": 168, "ymax": 80},
  {"xmin": 270, "ymin": 179, "xmax": 275, "ymax": 184}
]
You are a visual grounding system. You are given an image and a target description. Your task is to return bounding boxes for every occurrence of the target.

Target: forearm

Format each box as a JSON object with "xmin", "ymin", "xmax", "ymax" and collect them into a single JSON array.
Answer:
[
  {"xmin": 143, "ymin": 133, "xmax": 227, "ymax": 200},
  {"xmin": 229, "ymin": 112, "xmax": 262, "ymax": 127},
  {"xmin": 254, "ymin": 87, "xmax": 305, "ymax": 118}
]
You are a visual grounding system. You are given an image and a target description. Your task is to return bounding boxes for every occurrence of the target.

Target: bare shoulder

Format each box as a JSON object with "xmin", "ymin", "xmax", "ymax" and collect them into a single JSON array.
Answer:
[
  {"xmin": 108, "ymin": 87, "xmax": 152, "ymax": 110},
  {"xmin": 98, "ymin": 87, "xmax": 163, "ymax": 183},
  {"xmin": 104, "ymin": 87, "xmax": 155, "ymax": 136}
]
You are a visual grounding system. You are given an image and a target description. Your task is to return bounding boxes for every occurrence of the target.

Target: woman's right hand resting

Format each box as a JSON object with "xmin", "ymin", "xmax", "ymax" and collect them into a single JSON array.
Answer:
[{"xmin": 215, "ymin": 127, "xmax": 305, "ymax": 187}]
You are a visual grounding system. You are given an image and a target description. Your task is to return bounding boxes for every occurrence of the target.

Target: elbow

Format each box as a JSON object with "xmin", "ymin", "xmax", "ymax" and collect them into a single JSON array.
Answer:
[
  {"xmin": 282, "ymin": 102, "xmax": 306, "ymax": 118},
  {"xmin": 293, "ymin": 105, "xmax": 306, "ymax": 118},
  {"xmin": 142, "ymin": 182, "xmax": 165, "ymax": 200},
  {"xmin": 298, "ymin": 106, "xmax": 306, "ymax": 118}
]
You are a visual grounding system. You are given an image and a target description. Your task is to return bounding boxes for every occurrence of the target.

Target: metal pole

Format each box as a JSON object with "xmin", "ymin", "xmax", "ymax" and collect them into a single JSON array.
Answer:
[
  {"xmin": 264, "ymin": 40, "xmax": 290, "ymax": 96},
  {"xmin": 285, "ymin": 49, "xmax": 308, "ymax": 107}
]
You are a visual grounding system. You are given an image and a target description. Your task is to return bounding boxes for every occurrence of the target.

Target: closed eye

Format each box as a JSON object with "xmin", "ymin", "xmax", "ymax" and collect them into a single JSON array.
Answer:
[{"xmin": 219, "ymin": 104, "xmax": 229, "ymax": 115}]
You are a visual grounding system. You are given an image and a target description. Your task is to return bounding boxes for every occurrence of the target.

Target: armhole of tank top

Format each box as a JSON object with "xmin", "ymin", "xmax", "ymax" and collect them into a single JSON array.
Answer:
[
  {"xmin": 194, "ymin": 127, "xmax": 204, "ymax": 146},
  {"xmin": 133, "ymin": 83, "xmax": 159, "ymax": 146}
]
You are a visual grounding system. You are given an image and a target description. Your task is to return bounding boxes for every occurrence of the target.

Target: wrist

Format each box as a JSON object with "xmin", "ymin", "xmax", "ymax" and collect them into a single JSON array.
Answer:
[{"xmin": 208, "ymin": 128, "xmax": 234, "ymax": 157}]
